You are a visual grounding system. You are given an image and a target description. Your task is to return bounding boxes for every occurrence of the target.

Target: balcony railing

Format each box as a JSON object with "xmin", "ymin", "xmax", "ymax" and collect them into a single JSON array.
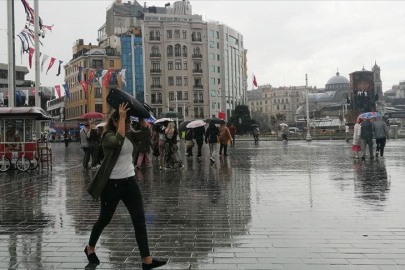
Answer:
[
  {"xmin": 150, "ymin": 53, "xmax": 161, "ymax": 58},
  {"xmin": 193, "ymin": 100, "xmax": 204, "ymax": 104},
  {"xmin": 192, "ymin": 37, "xmax": 202, "ymax": 42},
  {"xmin": 193, "ymin": 85, "xmax": 203, "ymax": 89},
  {"xmin": 151, "ymin": 100, "xmax": 163, "ymax": 104},
  {"xmin": 150, "ymin": 84, "xmax": 162, "ymax": 89},
  {"xmin": 183, "ymin": 53, "xmax": 188, "ymax": 57},
  {"xmin": 175, "ymin": 53, "xmax": 181, "ymax": 57},
  {"xmin": 149, "ymin": 37, "xmax": 161, "ymax": 41},
  {"xmin": 192, "ymin": 54, "xmax": 202, "ymax": 59},
  {"xmin": 192, "ymin": 69, "xmax": 203, "ymax": 74},
  {"xmin": 167, "ymin": 53, "xmax": 173, "ymax": 57},
  {"xmin": 150, "ymin": 69, "xmax": 161, "ymax": 73}
]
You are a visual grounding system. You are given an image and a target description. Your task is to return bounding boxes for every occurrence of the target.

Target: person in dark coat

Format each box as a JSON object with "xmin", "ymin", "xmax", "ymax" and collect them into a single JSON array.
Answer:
[
  {"xmin": 193, "ymin": 126, "xmax": 205, "ymax": 158},
  {"xmin": 205, "ymin": 123, "xmax": 219, "ymax": 162},
  {"xmin": 360, "ymin": 118, "xmax": 375, "ymax": 160},
  {"xmin": 135, "ymin": 118, "xmax": 152, "ymax": 170}
]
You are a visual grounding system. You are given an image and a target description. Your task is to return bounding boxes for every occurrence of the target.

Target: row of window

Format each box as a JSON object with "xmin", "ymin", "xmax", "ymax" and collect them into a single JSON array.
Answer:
[
  {"xmin": 151, "ymin": 60, "xmax": 205, "ymax": 71},
  {"xmin": 149, "ymin": 107, "xmax": 205, "ymax": 119},
  {"xmin": 151, "ymin": 76, "xmax": 206, "ymax": 87},
  {"xmin": 151, "ymin": 45, "xmax": 202, "ymax": 57},
  {"xmin": 149, "ymin": 30, "xmax": 202, "ymax": 41},
  {"xmin": 252, "ymin": 105, "xmax": 300, "ymax": 111},
  {"xmin": 251, "ymin": 98, "xmax": 300, "ymax": 106}
]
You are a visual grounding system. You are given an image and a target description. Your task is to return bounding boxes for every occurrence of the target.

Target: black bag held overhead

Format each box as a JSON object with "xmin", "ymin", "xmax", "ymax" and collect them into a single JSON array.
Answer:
[{"xmin": 106, "ymin": 88, "xmax": 151, "ymax": 118}]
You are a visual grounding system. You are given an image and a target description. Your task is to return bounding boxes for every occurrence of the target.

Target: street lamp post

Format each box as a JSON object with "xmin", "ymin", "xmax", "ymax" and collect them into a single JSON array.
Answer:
[{"xmin": 305, "ymin": 74, "xmax": 312, "ymax": 142}]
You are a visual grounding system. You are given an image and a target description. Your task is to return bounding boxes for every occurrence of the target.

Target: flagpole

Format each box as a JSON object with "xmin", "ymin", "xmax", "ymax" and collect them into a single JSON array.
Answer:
[
  {"xmin": 7, "ymin": 0, "xmax": 16, "ymax": 107},
  {"xmin": 34, "ymin": 0, "xmax": 41, "ymax": 138}
]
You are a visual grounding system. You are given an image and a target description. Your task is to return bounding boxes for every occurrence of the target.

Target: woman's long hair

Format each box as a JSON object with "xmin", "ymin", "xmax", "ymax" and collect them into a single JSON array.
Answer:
[{"xmin": 104, "ymin": 110, "xmax": 120, "ymax": 134}]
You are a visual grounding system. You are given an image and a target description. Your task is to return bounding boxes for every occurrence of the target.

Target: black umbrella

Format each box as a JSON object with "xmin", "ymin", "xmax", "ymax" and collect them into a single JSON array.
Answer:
[
  {"xmin": 205, "ymin": 118, "xmax": 226, "ymax": 125},
  {"xmin": 106, "ymin": 88, "xmax": 150, "ymax": 118},
  {"xmin": 251, "ymin": 124, "xmax": 259, "ymax": 127},
  {"xmin": 178, "ymin": 120, "xmax": 192, "ymax": 132}
]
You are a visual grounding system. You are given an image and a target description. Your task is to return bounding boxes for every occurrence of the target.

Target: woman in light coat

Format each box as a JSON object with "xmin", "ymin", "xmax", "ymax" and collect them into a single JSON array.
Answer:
[{"xmin": 352, "ymin": 118, "xmax": 362, "ymax": 159}]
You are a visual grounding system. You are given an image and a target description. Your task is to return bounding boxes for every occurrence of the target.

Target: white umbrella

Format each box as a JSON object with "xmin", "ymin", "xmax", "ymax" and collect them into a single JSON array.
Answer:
[
  {"xmin": 279, "ymin": 123, "xmax": 289, "ymax": 127},
  {"xmin": 186, "ymin": 120, "xmax": 206, "ymax": 129},
  {"xmin": 96, "ymin": 122, "xmax": 106, "ymax": 128},
  {"xmin": 154, "ymin": 118, "xmax": 174, "ymax": 125}
]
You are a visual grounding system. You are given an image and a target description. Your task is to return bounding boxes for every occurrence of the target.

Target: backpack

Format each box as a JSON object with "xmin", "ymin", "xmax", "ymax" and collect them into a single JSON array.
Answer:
[{"xmin": 185, "ymin": 129, "xmax": 193, "ymax": 140}]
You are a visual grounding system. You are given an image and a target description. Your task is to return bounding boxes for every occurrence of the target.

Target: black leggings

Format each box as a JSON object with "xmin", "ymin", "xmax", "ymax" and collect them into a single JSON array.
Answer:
[
  {"xmin": 376, "ymin": 138, "xmax": 387, "ymax": 157},
  {"xmin": 219, "ymin": 143, "xmax": 227, "ymax": 155},
  {"xmin": 88, "ymin": 177, "xmax": 150, "ymax": 258}
]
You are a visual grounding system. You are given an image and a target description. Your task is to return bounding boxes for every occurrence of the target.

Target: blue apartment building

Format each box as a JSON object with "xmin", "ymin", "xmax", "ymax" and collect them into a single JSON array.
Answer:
[{"xmin": 121, "ymin": 36, "xmax": 144, "ymax": 102}]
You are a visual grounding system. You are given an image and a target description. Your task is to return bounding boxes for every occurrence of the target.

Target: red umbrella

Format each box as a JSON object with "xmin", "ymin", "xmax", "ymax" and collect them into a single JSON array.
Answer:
[{"xmin": 80, "ymin": 112, "xmax": 105, "ymax": 119}]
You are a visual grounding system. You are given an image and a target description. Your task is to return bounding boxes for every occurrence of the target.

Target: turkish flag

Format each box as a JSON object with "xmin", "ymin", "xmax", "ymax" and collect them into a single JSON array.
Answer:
[
  {"xmin": 80, "ymin": 80, "xmax": 87, "ymax": 95},
  {"xmin": 55, "ymin": 85, "xmax": 61, "ymax": 98},
  {"xmin": 253, "ymin": 75, "xmax": 258, "ymax": 87}
]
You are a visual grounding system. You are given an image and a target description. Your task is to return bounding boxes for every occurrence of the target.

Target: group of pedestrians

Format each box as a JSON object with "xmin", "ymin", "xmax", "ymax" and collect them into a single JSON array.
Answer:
[
  {"xmin": 352, "ymin": 116, "xmax": 389, "ymax": 160},
  {"xmin": 79, "ymin": 121, "xmax": 102, "ymax": 169}
]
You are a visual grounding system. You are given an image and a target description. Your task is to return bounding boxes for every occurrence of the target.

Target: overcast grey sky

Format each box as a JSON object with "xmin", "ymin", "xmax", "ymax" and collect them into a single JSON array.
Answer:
[{"xmin": 1, "ymin": 0, "xmax": 405, "ymax": 92}]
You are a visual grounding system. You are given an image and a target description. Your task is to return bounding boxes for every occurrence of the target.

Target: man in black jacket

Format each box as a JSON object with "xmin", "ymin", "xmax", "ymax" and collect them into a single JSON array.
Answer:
[
  {"xmin": 205, "ymin": 123, "xmax": 219, "ymax": 162},
  {"xmin": 360, "ymin": 118, "xmax": 375, "ymax": 160},
  {"xmin": 193, "ymin": 126, "xmax": 205, "ymax": 158}
]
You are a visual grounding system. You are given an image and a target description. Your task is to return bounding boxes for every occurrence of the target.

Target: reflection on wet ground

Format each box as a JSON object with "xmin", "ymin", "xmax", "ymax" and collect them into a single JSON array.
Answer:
[{"xmin": 1, "ymin": 140, "xmax": 405, "ymax": 269}]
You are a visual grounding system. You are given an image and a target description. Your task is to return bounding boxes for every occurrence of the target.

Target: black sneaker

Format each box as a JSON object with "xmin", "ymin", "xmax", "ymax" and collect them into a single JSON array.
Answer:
[{"xmin": 361, "ymin": 157, "xmax": 366, "ymax": 161}]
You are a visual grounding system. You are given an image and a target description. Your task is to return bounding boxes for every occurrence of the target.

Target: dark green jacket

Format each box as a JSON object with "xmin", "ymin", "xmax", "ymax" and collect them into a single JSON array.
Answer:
[{"xmin": 86, "ymin": 127, "xmax": 147, "ymax": 200}]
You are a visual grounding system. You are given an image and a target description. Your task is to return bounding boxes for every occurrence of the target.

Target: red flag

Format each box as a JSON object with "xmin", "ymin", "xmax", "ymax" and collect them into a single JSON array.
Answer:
[
  {"xmin": 46, "ymin": 57, "xmax": 56, "ymax": 74},
  {"xmin": 102, "ymin": 69, "xmax": 114, "ymax": 87},
  {"xmin": 88, "ymin": 70, "xmax": 95, "ymax": 85},
  {"xmin": 55, "ymin": 85, "xmax": 61, "ymax": 99},
  {"xmin": 30, "ymin": 88, "xmax": 35, "ymax": 96},
  {"xmin": 80, "ymin": 80, "xmax": 87, "ymax": 95},
  {"xmin": 253, "ymin": 75, "xmax": 258, "ymax": 87},
  {"xmin": 28, "ymin": 48, "xmax": 35, "ymax": 69}
]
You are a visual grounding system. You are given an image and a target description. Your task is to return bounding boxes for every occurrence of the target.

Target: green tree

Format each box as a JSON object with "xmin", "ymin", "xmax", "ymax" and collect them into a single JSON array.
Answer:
[{"xmin": 228, "ymin": 105, "xmax": 256, "ymax": 134}]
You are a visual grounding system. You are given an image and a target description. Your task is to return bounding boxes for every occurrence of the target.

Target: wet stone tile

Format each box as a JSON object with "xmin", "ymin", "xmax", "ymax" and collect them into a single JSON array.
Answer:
[{"xmin": 0, "ymin": 141, "xmax": 404, "ymax": 269}]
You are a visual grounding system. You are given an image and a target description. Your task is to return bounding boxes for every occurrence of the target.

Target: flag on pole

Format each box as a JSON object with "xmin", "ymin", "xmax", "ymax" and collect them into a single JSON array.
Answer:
[
  {"xmin": 253, "ymin": 75, "xmax": 258, "ymax": 87},
  {"xmin": 89, "ymin": 70, "xmax": 96, "ymax": 85},
  {"xmin": 62, "ymin": 84, "xmax": 70, "ymax": 98},
  {"xmin": 56, "ymin": 60, "xmax": 63, "ymax": 76},
  {"xmin": 30, "ymin": 88, "xmax": 35, "ymax": 96},
  {"xmin": 55, "ymin": 85, "xmax": 61, "ymax": 99},
  {"xmin": 103, "ymin": 69, "xmax": 114, "ymax": 87},
  {"xmin": 120, "ymin": 69, "xmax": 127, "ymax": 86},
  {"xmin": 78, "ymin": 66, "xmax": 83, "ymax": 82},
  {"xmin": 28, "ymin": 48, "xmax": 35, "ymax": 69},
  {"xmin": 41, "ymin": 54, "xmax": 49, "ymax": 73},
  {"xmin": 46, "ymin": 57, "xmax": 56, "ymax": 74},
  {"xmin": 80, "ymin": 80, "xmax": 87, "ymax": 95}
]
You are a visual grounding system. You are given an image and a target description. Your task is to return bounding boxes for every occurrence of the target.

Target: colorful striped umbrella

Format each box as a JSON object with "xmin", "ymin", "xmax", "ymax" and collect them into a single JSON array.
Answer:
[
  {"xmin": 357, "ymin": 111, "xmax": 382, "ymax": 119},
  {"xmin": 130, "ymin": 116, "xmax": 156, "ymax": 123}
]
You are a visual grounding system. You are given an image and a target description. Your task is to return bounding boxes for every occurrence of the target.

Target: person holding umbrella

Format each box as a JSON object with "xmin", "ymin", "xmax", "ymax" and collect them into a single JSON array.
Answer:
[
  {"xmin": 360, "ymin": 117, "xmax": 375, "ymax": 160},
  {"xmin": 85, "ymin": 103, "xmax": 166, "ymax": 269},
  {"xmin": 186, "ymin": 120, "xmax": 206, "ymax": 159}
]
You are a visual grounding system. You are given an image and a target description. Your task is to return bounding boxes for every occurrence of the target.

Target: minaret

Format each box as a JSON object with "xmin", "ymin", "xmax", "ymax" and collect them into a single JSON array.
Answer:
[{"xmin": 372, "ymin": 60, "xmax": 383, "ymax": 99}]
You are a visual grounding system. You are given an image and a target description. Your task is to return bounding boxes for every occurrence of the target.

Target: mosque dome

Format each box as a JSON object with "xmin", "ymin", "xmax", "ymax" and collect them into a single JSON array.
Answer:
[{"xmin": 326, "ymin": 71, "xmax": 350, "ymax": 85}]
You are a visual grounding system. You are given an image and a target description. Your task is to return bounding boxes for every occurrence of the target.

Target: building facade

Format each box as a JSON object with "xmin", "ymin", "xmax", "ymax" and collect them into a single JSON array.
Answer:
[
  {"xmin": 247, "ymin": 84, "xmax": 305, "ymax": 124},
  {"xmin": 64, "ymin": 39, "xmax": 122, "ymax": 121}
]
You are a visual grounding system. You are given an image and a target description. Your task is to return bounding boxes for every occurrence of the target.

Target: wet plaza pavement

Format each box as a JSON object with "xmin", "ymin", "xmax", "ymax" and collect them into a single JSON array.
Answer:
[{"xmin": 1, "ymin": 139, "xmax": 405, "ymax": 270}]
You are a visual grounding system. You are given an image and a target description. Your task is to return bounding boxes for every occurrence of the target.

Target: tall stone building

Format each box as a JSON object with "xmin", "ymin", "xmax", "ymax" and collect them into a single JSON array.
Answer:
[{"xmin": 93, "ymin": 0, "xmax": 247, "ymax": 120}]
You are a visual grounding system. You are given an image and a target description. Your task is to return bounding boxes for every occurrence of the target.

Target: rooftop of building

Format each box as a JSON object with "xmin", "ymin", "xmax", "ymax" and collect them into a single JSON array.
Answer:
[{"xmin": 0, "ymin": 63, "xmax": 29, "ymax": 74}]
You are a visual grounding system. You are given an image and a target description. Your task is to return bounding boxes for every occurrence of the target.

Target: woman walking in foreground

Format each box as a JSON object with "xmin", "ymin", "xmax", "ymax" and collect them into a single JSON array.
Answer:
[{"xmin": 85, "ymin": 103, "xmax": 166, "ymax": 270}]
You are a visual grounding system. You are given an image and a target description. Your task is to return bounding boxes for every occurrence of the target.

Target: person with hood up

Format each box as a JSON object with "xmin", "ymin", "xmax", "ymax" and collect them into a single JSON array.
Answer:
[
  {"xmin": 373, "ymin": 115, "xmax": 389, "ymax": 158},
  {"xmin": 218, "ymin": 123, "xmax": 231, "ymax": 156}
]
